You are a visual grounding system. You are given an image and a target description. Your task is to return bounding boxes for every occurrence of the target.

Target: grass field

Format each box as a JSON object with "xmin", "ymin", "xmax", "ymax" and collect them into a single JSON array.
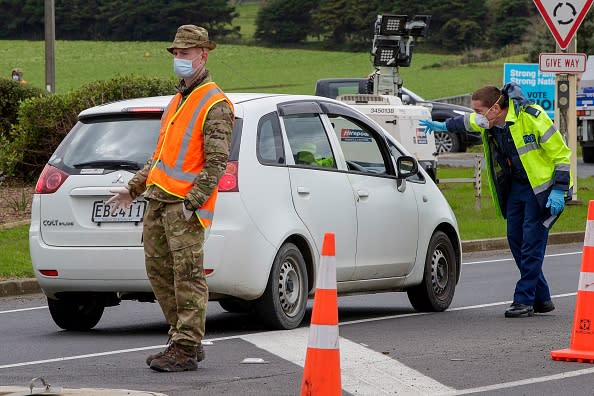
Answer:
[{"xmin": 1, "ymin": 40, "xmax": 517, "ymax": 98}]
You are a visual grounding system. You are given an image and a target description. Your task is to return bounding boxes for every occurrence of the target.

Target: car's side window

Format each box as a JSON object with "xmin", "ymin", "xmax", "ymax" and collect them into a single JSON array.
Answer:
[
  {"xmin": 328, "ymin": 114, "xmax": 387, "ymax": 174},
  {"xmin": 256, "ymin": 112, "xmax": 285, "ymax": 165},
  {"xmin": 283, "ymin": 114, "xmax": 336, "ymax": 169}
]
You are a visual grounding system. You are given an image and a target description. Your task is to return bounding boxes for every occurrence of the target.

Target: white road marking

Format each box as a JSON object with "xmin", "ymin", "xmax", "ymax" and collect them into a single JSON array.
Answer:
[
  {"xmin": 463, "ymin": 250, "xmax": 581, "ymax": 265},
  {"xmin": 438, "ymin": 366, "xmax": 594, "ymax": 395},
  {"xmin": 242, "ymin": 327, "xmax": 455, "ymax": 396},
  {"xmin": 0, "ymin": 306, "xmax": 47, "ymax": 315}
]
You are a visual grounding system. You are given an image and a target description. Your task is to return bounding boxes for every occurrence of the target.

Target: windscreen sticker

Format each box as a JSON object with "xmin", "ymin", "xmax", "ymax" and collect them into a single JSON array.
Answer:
[
  {"xmin": 414, "ymin": 127, "xmax": 428, "ymax": 144},
  {"xmin": 340, "ymin": 128, "xmax": 372, "ymax": 142}
]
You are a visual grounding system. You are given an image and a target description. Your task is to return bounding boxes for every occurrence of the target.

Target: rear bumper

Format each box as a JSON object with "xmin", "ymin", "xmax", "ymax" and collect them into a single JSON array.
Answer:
[{"xmin": 29, "ymin": 195, "xmax": 279, "ymax": 301}]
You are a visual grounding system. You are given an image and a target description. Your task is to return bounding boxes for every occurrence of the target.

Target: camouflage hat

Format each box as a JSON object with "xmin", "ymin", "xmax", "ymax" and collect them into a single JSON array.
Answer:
[{"xmin": 167, "ymin": 25, "xmax": 216, "ymax": 53}]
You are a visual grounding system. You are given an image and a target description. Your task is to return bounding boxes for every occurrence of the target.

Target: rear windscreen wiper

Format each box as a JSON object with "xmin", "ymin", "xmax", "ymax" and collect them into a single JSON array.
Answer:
[{"xmin": 73, "ymin": 160, "xmax": 142, "ymax": 170}]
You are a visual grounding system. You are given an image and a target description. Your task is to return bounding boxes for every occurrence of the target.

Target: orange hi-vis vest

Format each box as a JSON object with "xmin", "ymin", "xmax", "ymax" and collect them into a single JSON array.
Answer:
[{"xmin": 146, "ymin": 82, "xmax": 233, "ymax": 228}]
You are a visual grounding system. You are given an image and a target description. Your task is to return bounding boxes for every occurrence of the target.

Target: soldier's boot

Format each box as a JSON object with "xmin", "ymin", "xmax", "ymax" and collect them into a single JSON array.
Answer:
[
  {"xmin": 146, "ymin": 341, "xmax": 205, "ymax": 367},
  {"xmin": 149, "ymin": 342, "xmax": 201, "ymax": 372},
  {"xmin": 145, "ymin": 340, "xmax": 173, "ymax": 367}
]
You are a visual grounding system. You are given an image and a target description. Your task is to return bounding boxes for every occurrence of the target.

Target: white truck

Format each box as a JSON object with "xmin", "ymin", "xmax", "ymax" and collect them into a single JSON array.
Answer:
[
  {"xmin": 577, "ymin": 55, "xmax": 594, "ymax": 162},
  {"xmin": 315, "ymin": 14, "xmax": 437, "ymax": 180}
]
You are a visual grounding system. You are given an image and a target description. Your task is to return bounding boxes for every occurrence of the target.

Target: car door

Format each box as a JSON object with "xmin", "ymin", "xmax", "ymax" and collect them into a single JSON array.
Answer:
[
  {"xmin": 327, "ymin": 113, "xmax": 420, "ymax": 279},
  {"xmin": 278, "ymin": 102, "xmax": 357, "ymax": 281}
]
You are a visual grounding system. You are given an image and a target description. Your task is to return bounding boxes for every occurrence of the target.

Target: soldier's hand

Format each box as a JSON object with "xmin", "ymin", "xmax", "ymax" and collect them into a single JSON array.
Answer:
[
  {"xmin": 107, "ymin": 187, "xmax": 132, "ymax": 211},
  {"xmin": 182, "ymin": 201, "xmax": 194, "ymax": 221}
]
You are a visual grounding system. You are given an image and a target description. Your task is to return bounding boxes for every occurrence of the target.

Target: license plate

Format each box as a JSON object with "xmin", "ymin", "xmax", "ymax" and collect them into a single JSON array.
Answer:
[{"xmin": 92, "ymin": 200, "xmax": 146, "ymax": 223}]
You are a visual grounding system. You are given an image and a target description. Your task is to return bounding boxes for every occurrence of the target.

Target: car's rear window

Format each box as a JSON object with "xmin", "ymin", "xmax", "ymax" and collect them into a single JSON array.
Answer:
[
  {"xmin": 50, "ymin": 115, "xmax": 161, "ymax": 173},
  {"xmin": 50, "ymin": 114, "xmax": 242, "ymax": 174}
]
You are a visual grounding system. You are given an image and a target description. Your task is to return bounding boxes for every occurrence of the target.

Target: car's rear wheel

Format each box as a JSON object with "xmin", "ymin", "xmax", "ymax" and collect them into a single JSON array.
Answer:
[
  {"xmin": 407, "ymin": 231, "xmax": 456, "ymax": 311},
  {"xmin": 435, "ymin": 132, "xmax": 462, "ymax": 153},
  {"xmin": 218, "ymin": 298, "xmax": 255, "ymax": 313},
  {"xmin": 255, "ymin": 243, "xmax": 308, "ymax": 330},
  {"xmin": 48, "ymin": 297, "xmax": 104, "ymax": 331}
]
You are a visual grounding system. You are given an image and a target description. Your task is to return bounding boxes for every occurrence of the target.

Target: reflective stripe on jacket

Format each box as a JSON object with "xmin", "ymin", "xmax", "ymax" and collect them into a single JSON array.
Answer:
[
  {"xmin": 448, "ymin": 100, "xmax": 572, "ymax": 224},
  {"xmin": 146, "ymin": 82, "xmax": 234, "ymax": 228}
]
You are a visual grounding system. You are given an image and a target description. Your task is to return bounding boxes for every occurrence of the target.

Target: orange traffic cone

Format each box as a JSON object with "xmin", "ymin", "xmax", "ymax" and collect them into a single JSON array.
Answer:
[
  {"xmin": 301, "ymin": 232, "xmax": 341, "ymax": 396},
  {"xmin": 551, "ymin": 200, "xmax": 594, "ymax": 363}
]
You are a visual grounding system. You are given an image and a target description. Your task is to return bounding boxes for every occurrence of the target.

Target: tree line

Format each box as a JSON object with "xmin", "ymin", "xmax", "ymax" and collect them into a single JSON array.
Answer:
[
  {"xmin": 1, "ymin": 0, "xmax": 593, "ymax": 56},
  {"xmin": 0, "ymin": 0, "xmax": 239, "ymax": 41}
]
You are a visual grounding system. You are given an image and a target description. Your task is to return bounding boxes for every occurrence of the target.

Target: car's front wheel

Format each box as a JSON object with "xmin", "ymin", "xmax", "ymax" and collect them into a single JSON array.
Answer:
[
  {"xmin": 255, "ymin": 243, "xmax": 308, "ymax": 330},
  {"xmin": 48, "ymin": 297, "xmax": 104, "ymax": 331},
  {"xmin": 407, "ymin": 231, "xmax": 457, "ymax": 311}
]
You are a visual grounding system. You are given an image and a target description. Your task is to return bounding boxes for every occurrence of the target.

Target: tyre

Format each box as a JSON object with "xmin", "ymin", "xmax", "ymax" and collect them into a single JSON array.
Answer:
[
  {"xmin": 583, "ymin": 146, "xmax": 594, "ymax": 163},
  {"xmin": 218, "ymin": 298, "xmax": 255, "ymax": 313},
  {"xmin": 407, "ymin": 231, "xmax": 457, "ymax": 311},
  {"xmin": 47, "ymin": 297, "xmax": 104, "ymax": 331},
  {"xmin": 255, "ymin": 243, "xmax": 308, "ymax": 330},
  {"xmin": 434, "ymin": 132, "xmax": 461, "ymax": 153}
]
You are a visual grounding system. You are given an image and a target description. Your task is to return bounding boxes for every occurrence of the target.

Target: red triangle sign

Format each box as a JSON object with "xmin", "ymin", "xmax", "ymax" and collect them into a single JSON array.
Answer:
[{"xmin": 534, "ymin": 0, "xmax": 594, "ymax": 49}]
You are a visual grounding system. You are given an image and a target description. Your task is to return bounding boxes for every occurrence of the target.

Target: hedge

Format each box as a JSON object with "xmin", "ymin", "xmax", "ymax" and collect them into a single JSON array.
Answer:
[{"xmin": 0, "ymin": 75, "xmax": 176, "ymax": 181}]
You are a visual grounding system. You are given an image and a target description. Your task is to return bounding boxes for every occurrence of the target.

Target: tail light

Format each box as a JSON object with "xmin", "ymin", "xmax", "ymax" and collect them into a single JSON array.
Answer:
[
  {"xmin": 218, "ymin": 161, "xmax": 238, "ymax": 192},
  {"xmin": 578, "ymin": 110, "xmax": 586, "ymax": 117},
  {"xmin": 35, "ymin": 164, "xmax": 69, "ymax": 194}
]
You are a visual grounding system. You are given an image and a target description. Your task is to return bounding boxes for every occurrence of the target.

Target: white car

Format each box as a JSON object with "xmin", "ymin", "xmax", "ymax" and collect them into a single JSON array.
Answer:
[{"xmin": 30, "ymin": 93, "xmax": 462, "ymax": 331}]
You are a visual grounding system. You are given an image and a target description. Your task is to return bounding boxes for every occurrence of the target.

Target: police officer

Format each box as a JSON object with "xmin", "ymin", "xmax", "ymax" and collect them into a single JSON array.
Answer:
[
  {"xmin": 107, "ymin": 25, "xmax": 234, "ymax": 370},
  {"xmin": 421, "ymin": 83, "xmax": 572, "ymax": 318}
]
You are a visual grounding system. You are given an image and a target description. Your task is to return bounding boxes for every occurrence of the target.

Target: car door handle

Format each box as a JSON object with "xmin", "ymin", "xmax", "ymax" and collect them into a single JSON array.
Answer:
[
  {"xmin": 357, "ymin": 190, "xmax": 369, "ymax": 198},
  {"xmin": 297, "ymin": 186, "xmax": 310, "ymax": 195}
]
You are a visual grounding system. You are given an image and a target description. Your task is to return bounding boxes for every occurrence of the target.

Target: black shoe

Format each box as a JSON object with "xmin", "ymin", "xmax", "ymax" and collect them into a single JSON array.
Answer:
[
  {"xmin": 534, "ymin": 300, "xmax": 555, "ymax": 313},
  {"xmin": 505, "ymin": 302, "xmax": 534, "ymax": 318}
]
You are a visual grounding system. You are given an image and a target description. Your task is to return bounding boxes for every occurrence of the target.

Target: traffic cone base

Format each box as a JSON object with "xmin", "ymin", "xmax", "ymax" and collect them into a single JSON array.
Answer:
[
  {"xmin": 551, "ymin": 200, "xmax": 594, "ymax": 364},
  {"xmin": 551, "ymin": 348, "xmax": 594, "ymax": 363}
]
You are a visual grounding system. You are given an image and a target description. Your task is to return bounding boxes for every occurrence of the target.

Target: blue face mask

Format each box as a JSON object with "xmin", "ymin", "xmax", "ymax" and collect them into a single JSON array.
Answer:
[{"xmin": 173, "ymin": 58, "xmax": 197, "ymax": 78}]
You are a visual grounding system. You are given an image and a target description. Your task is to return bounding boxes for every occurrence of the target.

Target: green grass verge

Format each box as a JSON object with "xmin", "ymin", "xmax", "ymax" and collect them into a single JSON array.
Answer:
[
  {"xmin": 0, "ymin": 224, "xmax": 33, "ymax": 280},
  {"xmin": 438, "ymin": 166, "xmax": 594, "ymax": 240},
  {"xmin": 1, "ymin": 40, "xmax": 506, "ymax": 98}
]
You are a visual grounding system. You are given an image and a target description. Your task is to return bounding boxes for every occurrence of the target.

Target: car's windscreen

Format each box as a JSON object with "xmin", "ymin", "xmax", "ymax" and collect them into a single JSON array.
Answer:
[{"xmin": 51, "ymin": 116, "xmax": 161, "ymax": 172}]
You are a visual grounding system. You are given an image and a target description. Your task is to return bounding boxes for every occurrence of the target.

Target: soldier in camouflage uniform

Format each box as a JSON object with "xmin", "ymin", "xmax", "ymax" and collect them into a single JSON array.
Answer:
[{"xmin": 107, "ymin": 25, "xmax": 233, "ymax": 372}]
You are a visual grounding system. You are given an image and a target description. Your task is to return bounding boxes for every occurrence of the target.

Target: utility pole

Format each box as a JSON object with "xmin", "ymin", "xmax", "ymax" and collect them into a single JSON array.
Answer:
[
  {"xmin": 554, "ymin": 37, "xmax": 578, "ymax": 201},
  {"xmin": 44, "ymin": 0, "xmax": 56, "ymax": 93}
]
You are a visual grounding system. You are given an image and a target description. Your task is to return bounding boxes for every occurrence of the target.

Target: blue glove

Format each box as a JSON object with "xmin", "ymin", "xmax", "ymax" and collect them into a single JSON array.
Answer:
[
  {"xmin": 546, "ymin": 189, "xmax": 565, "ymax": 215},
  {"xmin": 419, "ymin": 119, "xmax": 447, "ymax": 134}
]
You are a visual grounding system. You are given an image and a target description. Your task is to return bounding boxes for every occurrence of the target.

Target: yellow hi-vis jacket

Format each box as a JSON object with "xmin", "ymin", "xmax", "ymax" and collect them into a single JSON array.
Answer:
[
  {"xmin": 146, "ymin": 82, "xmax": 233, "ymax": 228},
  {"xmin": 449, "ymin": 100, "xmax": 572, "ymax": 227}
]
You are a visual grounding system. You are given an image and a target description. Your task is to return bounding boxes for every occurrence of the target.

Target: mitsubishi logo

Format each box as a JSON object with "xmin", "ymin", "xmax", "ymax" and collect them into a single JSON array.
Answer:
[{"xmin": 112, "ymin": 173, "xmax": 124, "ymax": 184}]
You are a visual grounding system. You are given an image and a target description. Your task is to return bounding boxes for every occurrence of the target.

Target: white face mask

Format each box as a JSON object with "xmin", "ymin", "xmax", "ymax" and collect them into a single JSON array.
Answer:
[
  {"xmin": 12, "ymin": 75, "xmax": 19, "ymax": 81},
  {"xmin": 475, "ymin": 114, "xmax": 490, "ymax": 129}
]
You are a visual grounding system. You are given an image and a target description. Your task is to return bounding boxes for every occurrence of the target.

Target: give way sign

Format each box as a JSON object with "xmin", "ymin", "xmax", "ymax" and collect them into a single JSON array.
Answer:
[{"xmin": 533, "ymin": 0, "xmax": 594, "ymax": 49}]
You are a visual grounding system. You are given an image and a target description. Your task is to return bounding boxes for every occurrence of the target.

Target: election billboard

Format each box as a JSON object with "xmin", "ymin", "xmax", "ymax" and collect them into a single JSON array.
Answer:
[{"xmin": 503, "ymin": 63, "xmax": 556, "ymax": 119}]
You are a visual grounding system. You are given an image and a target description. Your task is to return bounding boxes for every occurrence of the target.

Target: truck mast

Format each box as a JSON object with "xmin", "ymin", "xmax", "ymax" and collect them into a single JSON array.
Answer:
[{"xmin": 368, "ymin": 14, "xmax": 431, "ymax": 97}]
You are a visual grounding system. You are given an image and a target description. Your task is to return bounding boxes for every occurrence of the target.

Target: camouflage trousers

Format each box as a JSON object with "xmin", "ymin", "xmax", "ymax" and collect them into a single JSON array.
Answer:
[{"xmin": 143, "ymin": 199, "xmax": 208, "ymax": 347}]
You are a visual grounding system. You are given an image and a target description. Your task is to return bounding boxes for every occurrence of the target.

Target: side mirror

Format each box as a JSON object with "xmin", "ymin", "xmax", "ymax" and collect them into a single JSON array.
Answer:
[
  {"xmin": 401, "ymin": 94, "xmax": 412, "ymax": 104},
  {"xmin": 396, "ymin": 155, "xmax": 418, "ymax": 179}
]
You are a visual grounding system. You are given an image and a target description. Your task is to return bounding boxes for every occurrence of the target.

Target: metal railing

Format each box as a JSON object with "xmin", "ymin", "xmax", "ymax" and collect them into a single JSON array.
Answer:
[{"xmin": 438, "ymin": 153, "xmax": 483, "ymax": 210}]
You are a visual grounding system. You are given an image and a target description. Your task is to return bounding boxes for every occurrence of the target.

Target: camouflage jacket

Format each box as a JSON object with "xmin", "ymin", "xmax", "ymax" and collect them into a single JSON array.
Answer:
[{"xmin": 128, "ymin": 71, "xmax": 234, "ymax": 209}]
